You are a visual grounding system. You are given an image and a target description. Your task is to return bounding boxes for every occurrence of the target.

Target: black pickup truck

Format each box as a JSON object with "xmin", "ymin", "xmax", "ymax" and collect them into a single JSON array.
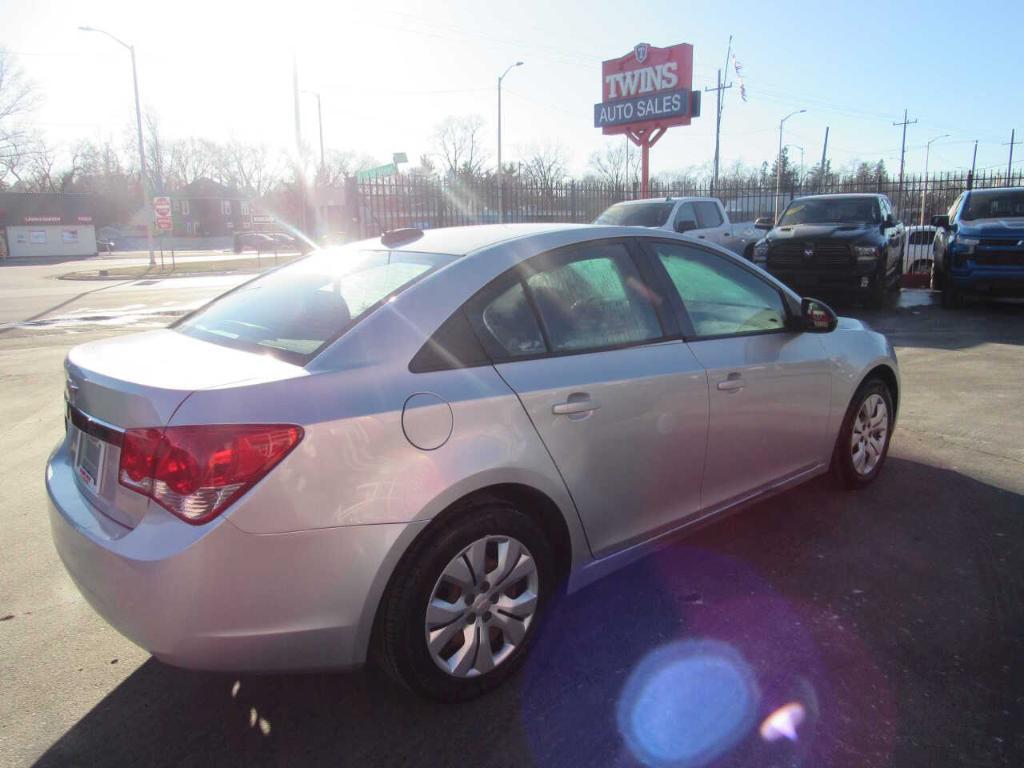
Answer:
[{"xmin": 753, "ymin": 193, "xmax": 905, "ymax": 307}]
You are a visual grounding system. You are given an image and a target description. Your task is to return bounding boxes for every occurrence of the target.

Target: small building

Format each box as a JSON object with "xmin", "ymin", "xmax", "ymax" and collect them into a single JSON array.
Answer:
[{"xmin": 0, "ymin": 192, "xmax": 98, "ymax": 259}]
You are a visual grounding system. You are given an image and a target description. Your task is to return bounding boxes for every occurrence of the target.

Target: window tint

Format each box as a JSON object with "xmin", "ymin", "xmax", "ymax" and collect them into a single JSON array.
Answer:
[
  {"xmin": 409, "ymin": 310, "xmax": 490, "ymax": 373},
  {"xmin": 654, "ymin": 242, "xmax": 787, "ymax": 337},
  {"xmin": 177, "ymin": 247, "xmax": 449, "ymax": 364},
  {"xmin": 470, "ymin": 280, "xmax": 546, "ymax": 359},
  {"xmin": 694, "ymin": 201, "xmax": 723, "ymax": 228},
  {"xmin": 524, "ymin": 243, "xmax": 662, "ymax": 352},
  {"xmin": 674, "ymin": 202, "xmax": 698, "ymax": 229}
]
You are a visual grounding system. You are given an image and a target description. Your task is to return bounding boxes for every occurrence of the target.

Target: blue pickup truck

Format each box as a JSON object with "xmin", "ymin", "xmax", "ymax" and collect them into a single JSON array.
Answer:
[{"xmin": 932, "ymin": 187, "xmax": 1024, "ymax": 308}]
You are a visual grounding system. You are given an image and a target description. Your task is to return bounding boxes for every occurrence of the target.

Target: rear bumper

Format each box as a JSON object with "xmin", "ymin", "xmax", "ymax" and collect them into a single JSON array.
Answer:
[{"xmin": 46, "ymin": 441, "xmax": 422, "ymax": 672}]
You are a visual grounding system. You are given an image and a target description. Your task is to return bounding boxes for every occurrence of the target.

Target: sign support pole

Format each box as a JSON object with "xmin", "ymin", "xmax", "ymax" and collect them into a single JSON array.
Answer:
[{"xmin": 626, "ymin": 128, "xmax": 666, "ymax": 198}]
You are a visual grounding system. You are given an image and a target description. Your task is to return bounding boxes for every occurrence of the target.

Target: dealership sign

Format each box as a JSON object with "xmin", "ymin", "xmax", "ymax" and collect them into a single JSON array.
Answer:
[{"xmin": 594, "ymin": 43, "xmax": 699, "ymax": 135}]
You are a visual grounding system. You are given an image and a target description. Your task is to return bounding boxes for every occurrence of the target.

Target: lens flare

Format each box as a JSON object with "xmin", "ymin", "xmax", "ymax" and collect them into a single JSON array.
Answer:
[
  {"xmin": 617, "ymin": 639, "xmax": 759, "ymax": 767},
  {"xmin": 759, "ymin": 701, "xmax": 806, "ymax": 743}
]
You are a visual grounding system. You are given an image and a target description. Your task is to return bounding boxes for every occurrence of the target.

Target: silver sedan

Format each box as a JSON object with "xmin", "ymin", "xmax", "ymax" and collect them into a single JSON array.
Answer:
[{"xmin": 47, "ymin": 224, "xmax": 898, "ymax": 701}]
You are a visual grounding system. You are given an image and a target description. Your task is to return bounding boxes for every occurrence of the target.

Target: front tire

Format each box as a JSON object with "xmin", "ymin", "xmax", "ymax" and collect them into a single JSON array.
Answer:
[
  {"xmin": 833, "ymin": 378, "xmax": 895, "ymax": 489},
  {"xmin": 378, "ymin": 498, "xmax": 554, "ymax": 701},
  {"xmin": 940, "ymin": 272, "xmax": 963, "ymax": 309}
]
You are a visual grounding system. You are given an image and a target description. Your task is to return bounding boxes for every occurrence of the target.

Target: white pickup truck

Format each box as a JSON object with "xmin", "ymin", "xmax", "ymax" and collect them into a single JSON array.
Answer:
[{"xmin": 595, "ymin": 196, "xmax": 767, "ymax": 259}]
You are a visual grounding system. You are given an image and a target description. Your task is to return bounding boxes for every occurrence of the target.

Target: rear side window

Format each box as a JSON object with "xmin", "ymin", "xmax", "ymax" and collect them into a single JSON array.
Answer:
[
  {"xmin": 694, "ymin": 201, "xmax": 723, "ymax": 228},
  {"xmin": 465, "ymin": 241, "xmax": 665, "ymax": 361},
  {"xmin": 470, "ymin": 280, "xmax": 546, "ymax": 359},
  {"xmin": 177, "ymin": 246, "xmax": 452, "ymax": 364}
]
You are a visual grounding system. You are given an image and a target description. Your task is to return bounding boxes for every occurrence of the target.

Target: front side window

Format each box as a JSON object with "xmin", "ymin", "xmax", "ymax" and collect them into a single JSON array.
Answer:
[
  {"xmin": 177, "ymin": 246, "xmax": 452, "ymax": 364},
  {"xmin": 653, "ymin": 242, "xmax": 787, "ymax": 338},
  {"xmin": 694, "ymin": 201, "xmax": 724, "ymax": 228}
]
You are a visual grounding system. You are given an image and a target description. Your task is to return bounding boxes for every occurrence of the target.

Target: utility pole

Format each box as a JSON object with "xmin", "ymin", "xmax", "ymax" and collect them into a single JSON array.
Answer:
[
  {"xmin": 703, "ymin": 36, "xmax": 733, "ymax": 195},
  {"xmin": 818, "ymin": 126, "xmax": 830, "ymax": 190},
  {"xmin": 704, "ymin": 69, "xmax": 732, "ymax": 194},
  {"xmin": 893, "ymin": 109, "xmax": 917, "ymax": 218},
  {"xmin": 1003, "ymin": 129, "xmax": 1021, "ymax": 181}
]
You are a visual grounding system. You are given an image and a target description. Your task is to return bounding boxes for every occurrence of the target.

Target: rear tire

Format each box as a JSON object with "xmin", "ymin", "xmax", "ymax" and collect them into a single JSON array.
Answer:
[
  {"xmin": 832, "ymin": 378, "xmax": 895, "ymax": 489},
  {"xmin": 378, "ymin": 498, "xmax": 554, "ymax": 701}
]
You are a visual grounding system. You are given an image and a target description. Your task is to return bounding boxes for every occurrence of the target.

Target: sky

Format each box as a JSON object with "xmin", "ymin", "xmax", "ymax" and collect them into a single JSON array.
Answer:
[{"xmin": 4, "ymin": 0, "xmax": 1023, "ymax": 179}]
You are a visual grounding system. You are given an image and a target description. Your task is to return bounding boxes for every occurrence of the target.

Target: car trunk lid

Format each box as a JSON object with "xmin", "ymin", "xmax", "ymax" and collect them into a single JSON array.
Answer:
[{"xmin": 64, "ymin": 329, "xmax": 307, "ymax": 529}]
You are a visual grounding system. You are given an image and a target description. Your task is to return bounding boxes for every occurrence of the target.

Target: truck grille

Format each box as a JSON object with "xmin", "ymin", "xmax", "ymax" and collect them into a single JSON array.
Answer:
[
  {"xmin": 974, "ymin": 250, "xmax": 1024, "ymax": 266},
  {"xmin": 768, "ymin": 241, "xmax": 852, "ymax": 269}
]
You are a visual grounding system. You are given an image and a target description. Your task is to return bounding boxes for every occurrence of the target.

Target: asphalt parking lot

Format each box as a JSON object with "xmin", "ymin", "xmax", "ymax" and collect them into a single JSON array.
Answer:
[{"xmin": 1, "ymin": 285, "xmax": 1022, "ymax": 768}]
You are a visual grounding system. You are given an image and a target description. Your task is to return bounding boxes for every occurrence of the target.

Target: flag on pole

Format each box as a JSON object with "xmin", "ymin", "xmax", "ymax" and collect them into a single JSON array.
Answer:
[{"xmin": 732, "ymin": 54, "xmax": 748, "ymax": 102}]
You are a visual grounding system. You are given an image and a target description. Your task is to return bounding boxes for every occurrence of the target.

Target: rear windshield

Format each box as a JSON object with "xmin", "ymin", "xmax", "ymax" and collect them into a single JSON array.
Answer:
[
  {"xmin": 778, "ymin": 197, "xmax": 881, "ymax": 226},
  {"xmin": 909, "ymin": 230, "xmax": 935, "ymax": 245},
  {"xmin": 176, "ymin": 246, "xmax": 453, "ymax": 364},
  {"xmin": 595, "ymin": 202, "xmax": 674, "ymax": 227},
  {"xmin": 961, "ymin": 190, "xmax": 1024, "ymax": 220}
]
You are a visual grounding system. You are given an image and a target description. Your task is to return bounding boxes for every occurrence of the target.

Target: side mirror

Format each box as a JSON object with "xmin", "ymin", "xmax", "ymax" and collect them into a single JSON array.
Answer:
[
  {"xmin": 931, "ymin": 214, "xmax": 950, "ymax": 229},
  {"xmin": 674, "ymin": 220, "xmax": 698, "ymax": 233},
  {"xmin": 754, "ymin": 217, "xmax": 774, "ymax": 230},
  {"xmin": 800, "ymin": 297, "xmax": 838, "ymax": 333}
]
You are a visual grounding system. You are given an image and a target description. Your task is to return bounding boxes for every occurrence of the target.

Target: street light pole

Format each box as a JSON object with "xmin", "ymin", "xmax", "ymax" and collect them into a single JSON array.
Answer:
[
  {"xmin": 301, "ymin": 90, "xmax": 326, "ymax": 240},
  {"xmin": 301, "ymin": 91, "xmax": 325, "ymax": 173},
  {"xmin": 785, "ymin": 143, "xmax": 805, "ymax": 185},
  {"xmin": 497, "ymin": 61, "xmax": 523, "ymax": 224},
  {"xmin": 80, "ymin": 26, "xmax": 155, "ymax": 266},
  {"xmin": 776, "ymin": 109, "xmax": 806, "ymax": 222},
  {"xmin": 920, "ymin": 134, "xmax": 949, "ymax": 226}
]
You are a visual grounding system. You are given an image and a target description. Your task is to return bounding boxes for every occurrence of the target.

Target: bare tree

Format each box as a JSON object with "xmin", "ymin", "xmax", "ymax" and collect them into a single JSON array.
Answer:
[
  {"xmin": 522, "ymin": 142, "xmax": 568, "ymax": 190},
  {"xmin": 168, "ymin": 137, "xmax": 215, "ymax": 188},
  {"xmin": 315, "ymin": 149, "xmax": 377, "ymax": 187},
  {"xmin": 0, "ymin": 49, "xmax": 40, "ymax": 188},
  {"xmin": 433, "ymin": 115, "xmax": 487, "ymax": 179},
  {"xmin": 588, "ymin": 140, "xmax": 640, "ymax": 187},
  {"xmin": 143, "ymin": 111, "xmax": 170, "ymax": 192}
]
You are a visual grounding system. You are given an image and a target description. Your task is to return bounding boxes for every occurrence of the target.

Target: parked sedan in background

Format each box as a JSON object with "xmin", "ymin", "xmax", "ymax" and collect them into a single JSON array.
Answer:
[
  {"xmin": 48, "ymin": 224, "xmax": 898, "ymax": 702},
  {"xmin": 595, "ymin": 197, "xmax": 762, "ymax": 258},
  {"xmin": 931, "ymin": 187, "xmax": 1024, "ymax": 308},
  {"xmin": 754, "ymin": 193, "xmax": 905, "ymax": 307}
]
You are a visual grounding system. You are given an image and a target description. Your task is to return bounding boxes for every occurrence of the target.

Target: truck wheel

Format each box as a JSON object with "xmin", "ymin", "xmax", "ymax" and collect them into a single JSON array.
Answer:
[
  {"xmin": 867, "ymin": 266, "xmax": 888, "ymax": 309},
  {"xmin": 940, "ymin": 277, "xmax": 963, "ymax": 309}
]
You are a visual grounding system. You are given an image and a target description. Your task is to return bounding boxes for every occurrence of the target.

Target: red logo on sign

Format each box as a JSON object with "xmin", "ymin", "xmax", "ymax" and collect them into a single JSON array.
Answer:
[{"xmin": 153, "ymin": 197, "xmax": 172, "ymax": 218}]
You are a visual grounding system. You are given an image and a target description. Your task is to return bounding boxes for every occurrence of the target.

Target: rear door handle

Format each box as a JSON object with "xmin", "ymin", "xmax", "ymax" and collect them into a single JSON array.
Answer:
[
  {"xmin": 552, "ymin": 397, "xmax": 599, "ymax": 415},
  {"xmin": 717, "ymin": 373, "xmax": 744, "ymax": 392}
]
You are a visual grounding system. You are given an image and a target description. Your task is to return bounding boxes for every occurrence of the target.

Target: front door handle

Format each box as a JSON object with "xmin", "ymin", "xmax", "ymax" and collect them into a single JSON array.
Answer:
[
  {"xmin": 552, "ymin": 397, "xmax": 599, "ymax": 416},
  {"xmin": 717, "ymin": 373, "xmax": 744, "ymax": 392}
]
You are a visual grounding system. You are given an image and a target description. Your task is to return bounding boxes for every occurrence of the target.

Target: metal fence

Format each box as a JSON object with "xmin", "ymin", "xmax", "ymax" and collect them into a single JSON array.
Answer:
[{"xmin": 354, "ymin": 169, "xmax": 1024, "ymax": 238}]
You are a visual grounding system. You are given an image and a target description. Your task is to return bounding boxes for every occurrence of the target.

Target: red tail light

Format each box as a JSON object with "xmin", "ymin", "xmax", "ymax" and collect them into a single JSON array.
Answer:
[{"xmin": 118, "ymin": 424, "xmax": 303, "ymax": 525}]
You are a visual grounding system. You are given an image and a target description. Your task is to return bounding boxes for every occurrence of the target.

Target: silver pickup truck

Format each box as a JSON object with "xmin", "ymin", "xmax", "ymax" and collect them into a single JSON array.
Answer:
[{"xmin": 595, "ymin": 196, "xmax": 766, "ymax": 259}]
